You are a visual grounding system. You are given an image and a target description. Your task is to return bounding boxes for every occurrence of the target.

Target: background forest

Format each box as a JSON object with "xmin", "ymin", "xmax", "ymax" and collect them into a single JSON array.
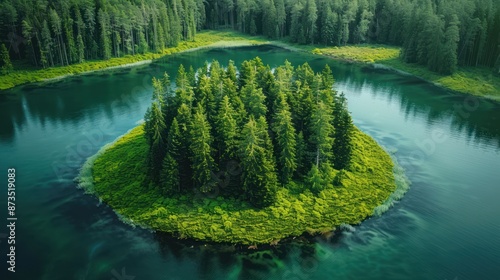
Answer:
[{"xmin": 0, "ymin": 0, "xmax": 499, "ymax": 76}]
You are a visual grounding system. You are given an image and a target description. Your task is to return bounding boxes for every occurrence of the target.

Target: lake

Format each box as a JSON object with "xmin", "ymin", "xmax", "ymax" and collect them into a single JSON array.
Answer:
[{"xmin": 1, "ymin": 45, "xmax": 499, "ymax": 280}]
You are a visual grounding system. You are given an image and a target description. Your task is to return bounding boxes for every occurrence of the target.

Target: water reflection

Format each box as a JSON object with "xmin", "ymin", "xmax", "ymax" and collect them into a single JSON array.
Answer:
[
  {"xmin": 0, "ymin": 94, "xmax": 26, "ymax": 143},
  {"xmin": 333, "ymin": 65, "xmax": 500, "ymax": 149}
]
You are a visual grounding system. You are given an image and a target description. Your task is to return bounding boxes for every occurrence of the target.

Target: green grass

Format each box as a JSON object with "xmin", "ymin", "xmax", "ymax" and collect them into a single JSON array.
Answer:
[
  {"xmin": 0, "ymin": 30, "xmax": 268, "ymax": 91},
  {"xmin": 3, "ymin": 30, "xmax": 498, "ymax": 99},
  {"xmin": 312, "ymin": 44, "xmax": 401, "ymax": 63},
  {"xmin": 311, "ymin": 44, "xmax": 500, "ymax": 100},
  {"xmin": 380, "ymin": 58, "xmax": 500, "ymax": 100},
  {"xmin": 79, "ymin": 125, "xmax": 404, "ymax": 245}
]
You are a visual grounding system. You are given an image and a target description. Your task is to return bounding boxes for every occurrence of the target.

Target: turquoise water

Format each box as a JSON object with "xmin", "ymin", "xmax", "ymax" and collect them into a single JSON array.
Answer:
[{"xmin": 0, "ymin": 45, "xmax": 499, "ymax": 279}]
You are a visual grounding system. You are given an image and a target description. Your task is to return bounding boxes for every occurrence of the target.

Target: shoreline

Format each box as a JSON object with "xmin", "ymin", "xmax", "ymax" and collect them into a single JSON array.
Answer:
[
  {"xmin": 40, "ymin": 60, "xmax": 154, "ymax": 84},
  {"xmin": 2, "ymin": 41, "xmax": 263, "ymax": 91},
  {"xmin": 2, "ymin": 32, "xmax": 497, "ymax": 102},
  {"xmin": 309, "ymin": 52, "xmax": 500, "ymax": 103},
  {"xmin": 78, "ymin": 124, "xmax": 402, "ymax": 246}
]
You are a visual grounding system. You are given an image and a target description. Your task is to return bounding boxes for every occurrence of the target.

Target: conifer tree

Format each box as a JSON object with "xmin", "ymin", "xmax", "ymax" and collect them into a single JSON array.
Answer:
[
  {"xmin": 0, "ymin": 44, "xmax": 13, "ymax": 74},
  {"xmin": 242, "ymin": 82, "xmax": 267, "ymax": 119},
  {"xmin": 189, "ymin": 106, "xmax": 216, "ymax": 193},
  {"xmin": 272, "ymin": 92, "xmax": 297, "ymax": 184},
  {"xmin": 161, "ymin": 118, "xmax": 181, "ymax": 193},
  {"xmin": 175, "ymin": 102, "xmax": 193, "ymax": 187},
  {"xmin": 239, "ymin": 116, "xmax": 277, "ymax": 207},
  {"xmin": 306, "ymin": 165, "xmax": 323, "ymax": 195},
  {"xmin": 144, "ymin": 79, "xmax": 167, "ymax": 185},
  {"xmin": 332, "ymin": 93, "xmax": 353, "ymax": 170},
  {"xmin": 310, "ymin": 101, "xmax": 334, "ymax": 167},
  {"xmin": 225, "ymin": 60, "xmax": 238, "ymax": 84},
  {"xmin": 215, "ymin": 95, "xmax": 239, "ymax": 162},
  {"xmin": 441, "ymin": 14, "xmax": 460, "ymax": 74}
]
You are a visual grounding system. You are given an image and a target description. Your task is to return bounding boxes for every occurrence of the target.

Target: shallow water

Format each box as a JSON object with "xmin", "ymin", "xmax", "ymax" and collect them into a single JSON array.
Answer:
[{"xmin": 1, "ymin": 45, "xmax": 499, "ymax": 280}]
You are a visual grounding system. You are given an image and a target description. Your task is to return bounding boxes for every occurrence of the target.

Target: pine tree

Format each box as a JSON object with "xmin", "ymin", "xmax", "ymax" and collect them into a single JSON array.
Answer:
[
  {"xmin": 41, "ymin": 20, "xmax": 53, "ymax": 67},
  {"xmin": 226, "ymin": 60, "xmax": 238, "ymax": 84},
  {"xmin": 161, "ymin": 118, "xmax": 182, "ymax": 193},
  {"xmin": 161, "ymin": 152, "xmax": 180, "ymax": 193},
  {"xmin": 144, "ymin": 99, "xmax": 167, "ymax": 185},
  {"xmin": 242, "ymin": 82, "xmax": 267, "ymax": 119},
  {"xmin": 215, "ymin": 95, "xmax": 239, "ymax": 162},
  {"xmin": 76, "ymin": 34, "xmax": 85, "ymax": 63},
  {"xmin": 306, "ymin": 165, "xmax": 323, "ymax": 194},
  {"xmin": 321, "ymin": 7, "xmax": 337, "ymax": 45},
  {"xmin": 295, "ymin": 131, "xmax": 308, "ymax": 177},
  {"xmin": 272, "ymin": 93, "xmax": 297, "ymax": 184},
  {"xmin": 310, "ymin": 101, "xmax": 334, "ymax": 167},
  {"xmin": 440, "ymin": 14, "xmax": 460, "ymax": 74},
  {"xmin": 239, "ymin": 116, "xmax": 278, "ymax": 207},
  {"xmin": 175, "ymin": 102, "xmax": 193, "ymax": 188},
  {"xmin": 332, "ymin": 93, "xmax": 353, "ymax": 170},
  {"xmin": 305, "ymin": 0, "xmax": 318, "ymax": 44},
  {"xmin": 189, "ymin": 106, "xmax": 216, "ymax": 193},
  {"xmin": 0, "ymin": 44, "xmax": 13, "ymax": 74},
  {"xmin": 98, "ymin": 9, "xmax": 112, "ymax": 60}
]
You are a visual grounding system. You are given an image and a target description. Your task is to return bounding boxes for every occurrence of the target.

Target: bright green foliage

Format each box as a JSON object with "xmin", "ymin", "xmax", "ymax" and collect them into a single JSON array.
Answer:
[
  {"xmin": 306, "ymin": 165, "xmax": 323, "ymax": 194},
  {"xmin": 226, "ymin": 60, "xmax": 238, "ymax": 84},
  {"xmin": 85, "ymin": 124, "xmax": 400, "ymax": 245},
  {"xmin": 242, "ymin": 82, "xmax": 267, "ymax": 119},
  {"xmin": 95, "ymin": 59, "xmax": 359, "ymax": 214}
]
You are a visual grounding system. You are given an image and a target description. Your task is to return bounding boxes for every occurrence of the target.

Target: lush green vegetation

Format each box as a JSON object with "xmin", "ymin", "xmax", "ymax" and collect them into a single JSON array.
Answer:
[
  {"xmin": 82, "ymin": 124, "xmax": 398, "ymax": 245},
  {"xmin": 1, "ymin": 0, "xmax": 498, "ymax": 98},
  {"xmin": 204, "ymin": 0, "xmax": 500, "ymax": 75},
  {"xmin": 312, "ymin": 44, "xmax": 400, "ymax": 63},
  {"xmin": 1, "ymin": 0, "xmax": 498, "ymax": 77},
  {"xmin": 77, "ymin": 58, "xmax": 402, "ymax": 245},
  {"xmin": 0, "ymin": 31, "xmax": 266, "ymax": 90},
  {"xmin": 380, "ymin": 58, "xmax": 500, "ymax": 100},
  {"xmin": 312, "ymin": 45, "xmax": 500, "ymax": 99},
  {"xmin": 142, "ymin": 58, "xmax": 357, "ymax": 207}
]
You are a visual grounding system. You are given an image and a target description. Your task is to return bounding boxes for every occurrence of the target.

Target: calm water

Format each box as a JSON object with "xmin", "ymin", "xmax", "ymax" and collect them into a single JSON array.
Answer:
[{"xmin": 1, "ymin": 46, "xmax": 499, "ymax": 280}]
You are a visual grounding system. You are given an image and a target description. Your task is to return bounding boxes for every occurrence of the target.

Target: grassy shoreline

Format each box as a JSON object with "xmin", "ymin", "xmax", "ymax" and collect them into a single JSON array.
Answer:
[
  {"xmin": 2, "ymin": 30, "xmax": 498, "ymax": 101},
  {"xmin": 310, "ymin": 45, "xmax": 500, "ymax": 101},
  {"xmin": 78, "ymin": 125, "xmax": 404, "ymax": 245},
  {"xmin": 0, "ymin": 31, "xmax": 268, "ymax": 91}
]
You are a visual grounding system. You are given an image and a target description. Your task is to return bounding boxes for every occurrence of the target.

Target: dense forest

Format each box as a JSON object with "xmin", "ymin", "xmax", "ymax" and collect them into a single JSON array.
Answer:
[
  {"xmin": 143, "ymin": 58, "xmax": 354, "ymax": 207},
  {"xmin": 0, "ymin": 0, "xmax": 499, "ymax": 75}
]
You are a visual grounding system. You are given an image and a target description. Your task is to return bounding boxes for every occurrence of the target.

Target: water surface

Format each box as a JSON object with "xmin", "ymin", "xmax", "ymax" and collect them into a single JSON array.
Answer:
[{"xmin": 1, "ymin": 45, "xmax": 499, "ymax": 280}]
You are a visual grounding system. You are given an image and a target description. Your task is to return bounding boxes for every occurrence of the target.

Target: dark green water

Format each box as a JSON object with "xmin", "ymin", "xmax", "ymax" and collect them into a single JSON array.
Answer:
[{"xmin": 1, "ymin": 45, "xmax": 499, "ymax": 280}]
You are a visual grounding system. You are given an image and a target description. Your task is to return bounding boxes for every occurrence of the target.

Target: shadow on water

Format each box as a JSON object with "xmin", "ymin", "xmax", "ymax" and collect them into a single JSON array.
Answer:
[
  {"xmin": 152, "ymin": 230, "xmax": 349, "ymax": 279},
  {"xmin": 0, "ymin": 94, "xmax": 26, "ymax": 143}
]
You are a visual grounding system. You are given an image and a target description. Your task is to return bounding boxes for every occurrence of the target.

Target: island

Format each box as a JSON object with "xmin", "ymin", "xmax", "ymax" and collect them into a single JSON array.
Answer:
[{"xmin": 79, "ymin": 58, "xmax": 403, "ymax": 245}]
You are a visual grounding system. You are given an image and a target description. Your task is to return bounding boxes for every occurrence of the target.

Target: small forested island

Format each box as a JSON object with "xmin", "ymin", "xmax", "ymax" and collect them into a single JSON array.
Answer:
[{"xmin": 81, "ymin": 58, "xmax": 399, "ymax": 245}]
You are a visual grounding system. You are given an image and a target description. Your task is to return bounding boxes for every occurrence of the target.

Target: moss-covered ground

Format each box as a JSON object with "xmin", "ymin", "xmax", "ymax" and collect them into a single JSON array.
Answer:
[{"xmin": 80, "ymin": 124, "xmax": 399, "ymax": 245}]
